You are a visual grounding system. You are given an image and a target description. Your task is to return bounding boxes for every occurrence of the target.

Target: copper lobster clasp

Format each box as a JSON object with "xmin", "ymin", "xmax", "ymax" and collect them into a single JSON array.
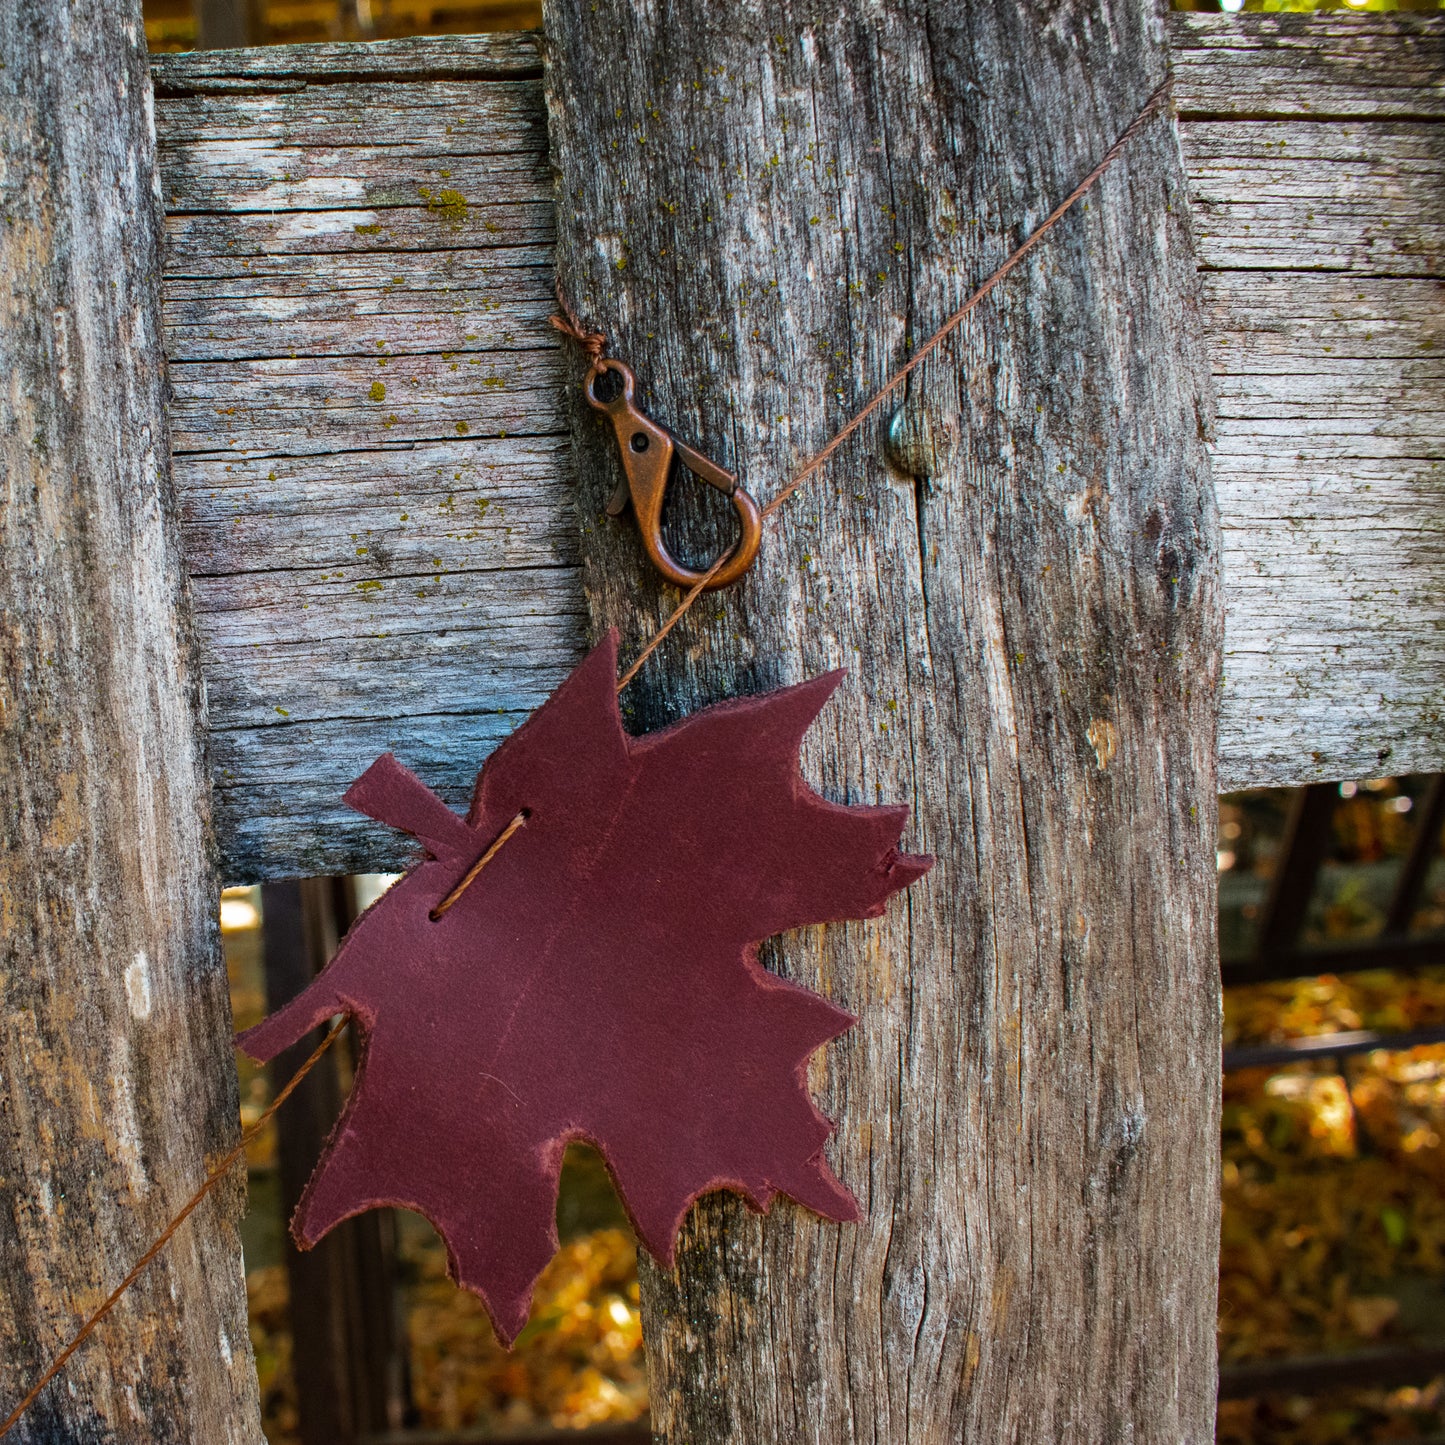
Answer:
[{"xmin": 584, "ymin": 359, "xmax": 762, "ymax": 591}]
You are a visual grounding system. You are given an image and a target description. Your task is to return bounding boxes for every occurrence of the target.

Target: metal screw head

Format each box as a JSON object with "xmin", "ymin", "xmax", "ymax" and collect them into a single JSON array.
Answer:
[{"xmin": 885, "ymin": 406, "xmax": 947, "ymax": 483}]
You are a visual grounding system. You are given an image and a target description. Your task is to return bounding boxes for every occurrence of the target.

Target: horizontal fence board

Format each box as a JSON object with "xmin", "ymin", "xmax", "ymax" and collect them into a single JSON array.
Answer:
[
  {"xmin": 179, "ymin": 435, "xmax": 574, "ymax": 575},
  {"xmin": 160, "ymin": 144, "xmax": 548, "ymax": 214},
  {"xmin": 157, "ymin": 80, "xmax": 545, "ymax": 147},
  {"xmin": 163, "ymin": 248, "xmax": 554, "ymax": 360},
  {"xmin": 152, "ymin": 18, "xmax": 1445, "ymax": 879},
  {"xmin": 150, "ymin": 31, "xmax": 543, "ymax": 89},
  {"xmin": 167, "ymin": 350, "xmax": 565, "ymax": 454},
  {"xmin": 155, "ymin": 34, "xmax": 583, "ymax": 880},
  {"xmin": 1174, "ymin": 12, "xmax": 1444, "ymax": 795},
  {"xmin": 164, "ymin": 204, "xmax": 555, "ymax": 264},
  {"xmin": 1168, "ymin": 12, "xmax": 1444, "ymax": 121},
  {"xmin": 197, "ymin": 563, "xmax": 580, "ymax": 722},
  {"xmin": 1182, "ymin": 120, "xmax": 1443, "ymax": 276}
]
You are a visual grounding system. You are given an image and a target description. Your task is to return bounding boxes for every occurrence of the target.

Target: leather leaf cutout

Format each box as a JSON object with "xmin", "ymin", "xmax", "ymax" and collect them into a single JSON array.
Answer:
[{"xmin": 239, "ymin": 630, "xmax": 931, "ymax": 1344}]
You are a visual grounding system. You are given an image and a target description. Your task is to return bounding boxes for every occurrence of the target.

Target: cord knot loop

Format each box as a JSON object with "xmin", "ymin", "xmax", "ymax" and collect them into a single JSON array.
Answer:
[{"xmin": 549, "ymin": 289, "xmax": 608, "ymax": 374}]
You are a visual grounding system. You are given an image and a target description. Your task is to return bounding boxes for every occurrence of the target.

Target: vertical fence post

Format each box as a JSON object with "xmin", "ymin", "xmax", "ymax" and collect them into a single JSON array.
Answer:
[
  {"xmin": 0, "ymin": 3, "xmax": 263, "ymax": 1439},
  {"xmin": 546, "ymin": 0, "xmax": 1223, "ymax": 1438}
]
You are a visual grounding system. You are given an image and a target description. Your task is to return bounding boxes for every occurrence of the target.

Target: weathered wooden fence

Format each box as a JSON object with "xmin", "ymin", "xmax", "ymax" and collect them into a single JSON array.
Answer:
[
  {"xmin": 2, "ymin": 3, "xmax": 1441, "ymax": 1441},
  {"xmin": 147, "ymin": 13, "xmax": 1445, "ymax": 883}
]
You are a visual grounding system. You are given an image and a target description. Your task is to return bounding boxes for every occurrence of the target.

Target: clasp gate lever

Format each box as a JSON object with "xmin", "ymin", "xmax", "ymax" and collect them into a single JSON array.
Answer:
[{"xmin": 584, "ymin": 359, "xmax": 762, "ymax": 591}]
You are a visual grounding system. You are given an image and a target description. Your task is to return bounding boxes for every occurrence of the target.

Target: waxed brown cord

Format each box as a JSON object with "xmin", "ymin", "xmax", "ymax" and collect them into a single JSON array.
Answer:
[
  {"xmin": 549, "ymin": 294, "xmax": 608, "ymax": 374},
  {"xmin": 430, "ymin": 809, "xmax": 530, "ymax": 919},
  {"xmin": 561, "ymin": 78, "xmax": 1174, "ymax": 692}
]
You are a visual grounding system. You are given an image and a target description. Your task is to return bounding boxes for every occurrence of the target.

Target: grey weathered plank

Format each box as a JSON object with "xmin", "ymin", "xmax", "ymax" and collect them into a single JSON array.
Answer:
[
  {"xmin": 158, "ymin": 81, "xmax": 544, "ymax": 148},
  {"xmin": 180, "ymin": 435, "xmax": 573, "ymax": 573},
  {"xmin": 164, "ymin": 247, "xmax": 554, "ymax": 360},
  {"xmin": 159, "ymin": 132, "xmax": 547, "ymax": 214},
  {"xmin": 1182, "ymin": 120, "xmax": 1443, "ymax": 276},
  {"xmin": 1206, "ymin": 272, "xmax": 1444, "ymax": 788},
  {"xmin": 153, "ymin": 36, "xmax": 585, "ymax": 879},
  {"xmin": 1168, "ymin": 10, "xmax": 1445, "ymax": 120},
  {"xmin": 152, "ymin": 18, "xmax": 1444, "ymax": 882},
  {"xmin": 0, "ymin": 3, "xmax": 261, "ymax": 1440},
  {"xmin": 152, "ymin": 31, "xmax": 541, "ymax": 89},
  {"xmin": 1172, "ymin": 12, "xmax": 1445, "ymax": 792},
  {"xmin": 167, "ymin": 350, "xmax": 564, "ymax": 453},
  {"xmin": 165, "ymin": 204, "xmax": 555, "ymax": 263},
  {"xmin": 546, "ymin": 1, "xmax": 1220, "ymax": 1440}
]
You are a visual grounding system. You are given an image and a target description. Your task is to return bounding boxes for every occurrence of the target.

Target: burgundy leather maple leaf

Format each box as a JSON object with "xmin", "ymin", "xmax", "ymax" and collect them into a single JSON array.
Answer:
[{"xmin": 239, "ymin": 631, "xmax": 930, "ymax": 1343}]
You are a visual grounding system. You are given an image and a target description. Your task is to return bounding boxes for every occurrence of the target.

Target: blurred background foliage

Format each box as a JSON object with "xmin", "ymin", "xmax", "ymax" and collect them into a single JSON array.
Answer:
[{"xmin": 1219, "ymin": 779, "xmax": 1445, "ymax": 1443}]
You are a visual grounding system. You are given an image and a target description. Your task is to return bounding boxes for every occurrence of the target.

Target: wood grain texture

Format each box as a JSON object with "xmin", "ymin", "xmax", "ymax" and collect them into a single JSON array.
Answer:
[
  {"xmin": 0, "ymin": 4, "xmax": 262, "ymax": 1440},
  {"xmin": 152, "ymin": 31, "xmax": 542, "ymax": 89},
  {"xmin": 545, "ymin": 2, "xmax": 1221, "ymax": 1441},
  {"xmin": 152, "ymin": 18, "xmax": 1444, "ymax": 882},
  {"xmin": 1168, "ymin": 10, "xmax": 1445, "ymax": 121},
  {"xmin": 151, "ymin": 36, "xmax": 585, "ymax": 879},
  {"xmin": 1184, "ymin": 120, "xmax": 1442, "ymax": 276},
  {"xmin": 1172, "ymin": 12, "xmax": 1445, "ymax": 791}
]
